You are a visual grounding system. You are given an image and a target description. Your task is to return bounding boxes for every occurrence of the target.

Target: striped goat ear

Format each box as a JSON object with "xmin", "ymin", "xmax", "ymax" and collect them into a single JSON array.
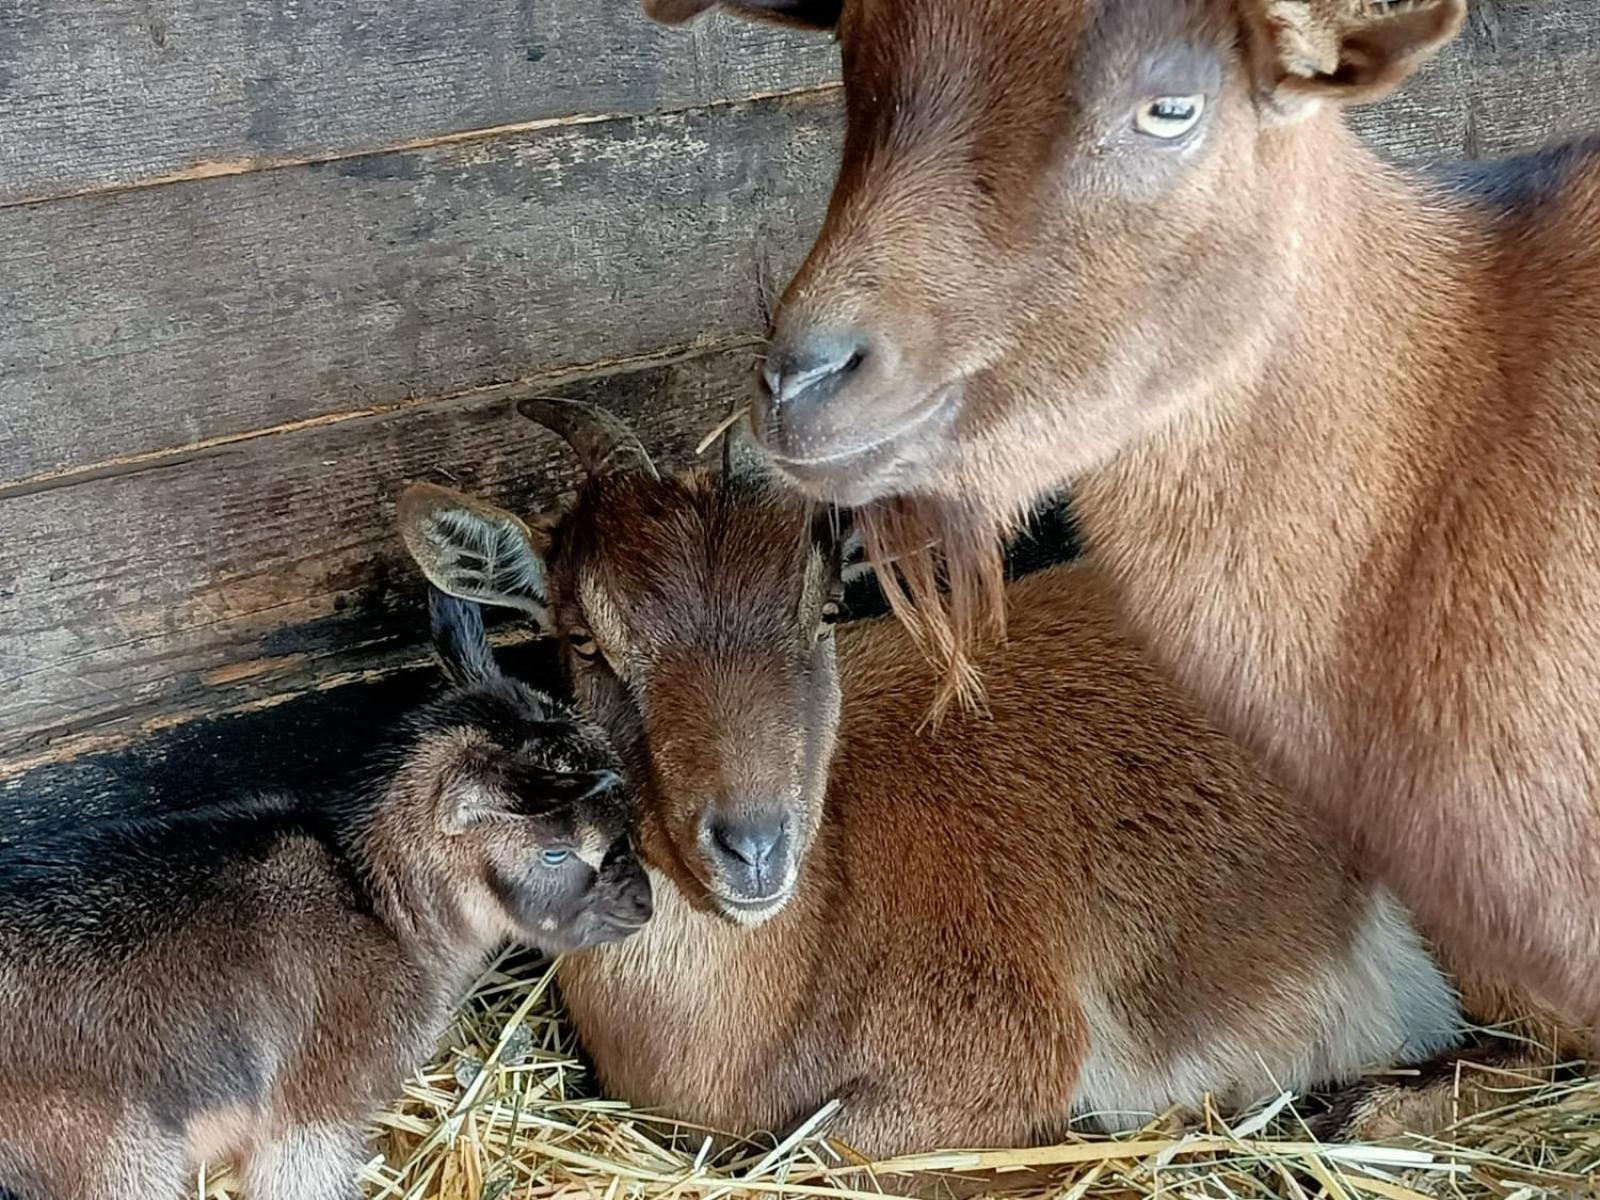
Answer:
[
  {"xmin": 642, "ymin": 0, "xmax": 840, "ymax": 30},
  {"xmin": 397, "ymin": 483, "xmax": 556, "ymax": 630}
]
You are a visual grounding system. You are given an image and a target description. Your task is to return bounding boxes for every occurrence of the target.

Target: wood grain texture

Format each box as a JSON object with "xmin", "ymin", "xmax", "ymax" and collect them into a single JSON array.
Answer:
[
  {"xmin": 0, "ymin": 1, "xmax": 839, "ymax": 204},
  {"xmin": 5, "ymin": 0, "xmax": 1593, "ymax": 206},
  {"xmin": 6, "ymin": 6, "xmax": 1596, "ymax": 489},
  {"xmin": 0, "ymin": 348, "xmax": 765, "ymax": 764},
  {"xmin": 1349, "ymin": 0, "xmax": 1600, "ymax": 162},
  {"xmin": 0, "ymin": 91, "xmax": 841, "ymax": 486}
]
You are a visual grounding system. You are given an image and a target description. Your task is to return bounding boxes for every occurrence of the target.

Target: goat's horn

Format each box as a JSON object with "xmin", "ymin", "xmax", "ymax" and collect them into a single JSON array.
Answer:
[
  {"xmin": 516, "ymin": 397, "xmax": 660, "ymax": 481},
  {"xmin": 721, "ymin": 406, "xmax": 771, "ymax": 483}
]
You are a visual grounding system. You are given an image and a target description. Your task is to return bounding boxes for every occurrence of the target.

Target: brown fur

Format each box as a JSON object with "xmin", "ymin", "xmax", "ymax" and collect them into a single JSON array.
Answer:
[
  {"xmin": 399, "ymin": 418, "xmax": 1462, "ymax": 1159},
  {"xmin": 647, "ymin": 0, "xmax": 1600, "ymax": 1042},
  {"xmin": 0, "ymin": 594, "xmax": 648, "ymax": 1199}
]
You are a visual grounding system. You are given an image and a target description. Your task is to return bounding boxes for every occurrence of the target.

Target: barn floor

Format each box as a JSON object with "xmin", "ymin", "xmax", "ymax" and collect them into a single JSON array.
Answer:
[{"xmin": 214, "ymin": 949, "xmax": 1600, "ymax": 1200}]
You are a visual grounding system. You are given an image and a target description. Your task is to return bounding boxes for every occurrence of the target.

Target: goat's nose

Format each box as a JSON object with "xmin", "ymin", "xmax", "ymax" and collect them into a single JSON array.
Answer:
[
  {"xmin": 762, "ymin": 329, "xmax": 870, "ymax": 409},
  {"xmin": 708, "ymin": 815, "xmax": 787, "ymax": 873}
]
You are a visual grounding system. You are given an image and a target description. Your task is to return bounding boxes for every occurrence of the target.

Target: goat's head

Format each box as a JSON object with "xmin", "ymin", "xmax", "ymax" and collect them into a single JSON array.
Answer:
[
  {"xmin": 398, "ymin": 404, "xmax": 857, "ymax": 926},
  {"xmin": 644, "ymin": 0, "xmax": 1462, "ymax": 509},
  {"xmin": 385, "ymin": 588, "xmax": 652, "ymax": 954},
  {"xmin": 644, "ymin": 0, "xmax": 1463, "ymax": 700}
]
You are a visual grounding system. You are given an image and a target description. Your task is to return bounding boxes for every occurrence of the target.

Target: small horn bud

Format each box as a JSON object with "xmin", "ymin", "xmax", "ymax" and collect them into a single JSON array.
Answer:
[{"xmin": 516, "ymin": 397, "xmax": 660, "ymax": 481}]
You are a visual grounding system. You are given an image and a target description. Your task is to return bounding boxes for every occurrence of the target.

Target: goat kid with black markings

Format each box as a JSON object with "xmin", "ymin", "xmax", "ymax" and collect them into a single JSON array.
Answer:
[
  {"xmin": 399, "ymin": 400, "xmax": 1463, "ymax": 1159},
  {"xmin": 0, "ymin": 590, "xmax": 650, "ymax": 1200}
]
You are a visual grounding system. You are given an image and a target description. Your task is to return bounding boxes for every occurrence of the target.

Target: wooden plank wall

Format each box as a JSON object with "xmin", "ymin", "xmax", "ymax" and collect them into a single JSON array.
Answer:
[
  {"xmin": 0, "ymin": 6, "xmax": 841, "ymax": 780},
  {"xmin": 2, "ymin": 0, "xmax": 1597, "ymax": 818}
]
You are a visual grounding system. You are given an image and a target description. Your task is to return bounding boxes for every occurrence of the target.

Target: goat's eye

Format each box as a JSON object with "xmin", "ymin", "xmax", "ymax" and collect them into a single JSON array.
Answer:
[
  {"xmin": 541, "ymin": 847, "xmax": 571, "ymax": 867},
  {"xmin": 818, "ymin": 601, "xmax": 843, "ymax": 633},
  {"xmin": 567, "ymin": 630, "xmax": 600, "ymax": 661},
  {"xmin": 1135, "ymin": 95, "xmax": 1204, "ymax": 140}
]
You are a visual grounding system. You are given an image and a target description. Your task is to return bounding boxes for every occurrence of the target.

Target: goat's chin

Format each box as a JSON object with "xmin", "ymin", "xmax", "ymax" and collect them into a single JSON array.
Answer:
[
  {"xmin": 715, "ymin": 890, "xmax": 794, "ymax": 928},
  {"xmin": 764, "ymin": 387, "xmax": 963, "ymax": 506}
]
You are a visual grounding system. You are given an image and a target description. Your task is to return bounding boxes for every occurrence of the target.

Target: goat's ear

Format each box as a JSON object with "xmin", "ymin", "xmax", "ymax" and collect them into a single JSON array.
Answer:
[
  {"xmin": 397, "ymin": 484, "xmax": 556, "ymax": 628},
  {"xmin": 1245, "ymin": 0, "xmax": 1463, "ymax": 121},
  {"xmin": 642, "ymin": 0, "xmax": 840, "ymax": 30},
  {"xmin": 441, "ymin": 780, "xmax": 515, "ymax": 834},
  {"xmin": 428, "ymin": 588, "xmax": 500, "ymax": 688}
]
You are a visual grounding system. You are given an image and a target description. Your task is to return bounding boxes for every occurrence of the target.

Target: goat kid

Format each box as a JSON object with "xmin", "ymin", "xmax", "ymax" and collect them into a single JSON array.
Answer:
[
  {"xmin": 398, "ymin": 400, "xmax": 1462, "ymax": 1158},
  {"xmin": 0, "ymin": 590, "xmax": 650, "ymax": 1200}
]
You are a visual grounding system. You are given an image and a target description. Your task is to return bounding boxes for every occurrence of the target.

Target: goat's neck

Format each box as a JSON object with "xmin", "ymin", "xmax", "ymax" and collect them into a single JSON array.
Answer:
[
  {"xmin": 1072, "ymin": 116, "xmax": 1495, "ymax": 792},
  {"xmin": 353, "ymin": 803, "xmax": 503, "ymax": 984},
  {"xmin": 558, "ymin": 826, "xmax": 835, "ymax": 1050}
]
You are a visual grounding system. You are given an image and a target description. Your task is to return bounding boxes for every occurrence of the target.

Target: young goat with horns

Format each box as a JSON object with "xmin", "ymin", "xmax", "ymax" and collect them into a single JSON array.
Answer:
[{"xmin": 398, "ymin": 399, "xmax": 1470, "ymax": 1157}]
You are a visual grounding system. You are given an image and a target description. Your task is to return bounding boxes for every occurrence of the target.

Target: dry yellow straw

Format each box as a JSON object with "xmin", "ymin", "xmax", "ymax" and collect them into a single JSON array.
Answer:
[
  {"xmin": 189, "ymin": 947, "xmax": 1600, "ymax": 1200},
  {"xmin": 696, "ymin": 406, "xmax": 752, "ymax": 457}
]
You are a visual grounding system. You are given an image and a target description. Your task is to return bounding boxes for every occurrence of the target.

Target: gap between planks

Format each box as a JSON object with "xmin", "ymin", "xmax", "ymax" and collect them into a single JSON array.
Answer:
[
  {"xmin": 0, "ymin": 338, "xmax": 760, "ymax": 500},
  {"xmin": 0, "ymin": 82, "xmax": 845, "ymax": 211},
  {"xmin": 0, "ymin": 628, "xmax": 546, "ymax": 781}
]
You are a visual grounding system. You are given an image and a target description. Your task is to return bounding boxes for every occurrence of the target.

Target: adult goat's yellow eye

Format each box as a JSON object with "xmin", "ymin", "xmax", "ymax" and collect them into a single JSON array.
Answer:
[
  {"xmin": 568, "ymin": 630, "xmax": 600, "ymax": 660},
  {"xmin": 1135, "ymin": 94, "xmax": 1204, "ymax": 139}
]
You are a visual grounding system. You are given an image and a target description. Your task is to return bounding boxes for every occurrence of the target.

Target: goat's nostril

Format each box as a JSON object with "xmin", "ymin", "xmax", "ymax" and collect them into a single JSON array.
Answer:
[
  {"xmin": 764, "ymin": 332, "xmax": 870, "ymax": 407},
  {"xmin": 709, "ymin": 817, "xmax": 786, "ymax": 871}
]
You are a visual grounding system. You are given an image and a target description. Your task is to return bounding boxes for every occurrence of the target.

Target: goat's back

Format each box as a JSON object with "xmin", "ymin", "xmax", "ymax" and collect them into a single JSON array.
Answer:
[
  {"xmin": 0, "ymin": 794, "xmax": 422, "ymax": 1155},
  {"xmin": 824, "ymin": 564, "xmax": 1460, "ymax": 1126}
]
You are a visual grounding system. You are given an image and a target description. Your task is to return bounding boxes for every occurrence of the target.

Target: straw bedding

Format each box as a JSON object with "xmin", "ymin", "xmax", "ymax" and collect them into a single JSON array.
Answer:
[{"xmin": 193, "ymin": 947, "xmax": 1597, "ymax": 1200}]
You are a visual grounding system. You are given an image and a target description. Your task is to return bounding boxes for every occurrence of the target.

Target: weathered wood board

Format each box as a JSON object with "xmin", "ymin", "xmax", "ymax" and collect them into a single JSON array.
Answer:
[
  {"xmin": 1349, "ymin": 0, "xmax": 1600, "ymax": 161},
  {"xmin": 0, "ymin": 348, "xmax": 762, "ymax": 763},
  {"xmin": 1, "ymin": 93, "xmax": 841, "ymax": 487},
  {"xmin": 0, "ymin": 2, "xmax": 838, "ymax": 204},
  {"xmin": 5, "ymin": 0, "xmax": 1594, "ymax": 207}
]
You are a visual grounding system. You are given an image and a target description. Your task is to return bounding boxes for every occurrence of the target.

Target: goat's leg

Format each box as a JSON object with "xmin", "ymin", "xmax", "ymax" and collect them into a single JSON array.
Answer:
[
  {"xmin": 819, "ymin": 1070, "xmax": 1079, "ymax": 1198},
  {"xmin": 0, "ymin": 1093, "xmax": 181, "ymax": 1200},
  {"xmin": 245, "ymin": 1124, "xmax": 365, "ymax": 1200}
]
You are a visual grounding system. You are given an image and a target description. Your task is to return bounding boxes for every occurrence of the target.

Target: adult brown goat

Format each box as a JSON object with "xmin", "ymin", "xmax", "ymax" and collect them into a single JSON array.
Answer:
[
  {"xmin": 398, "ymin": 402, "xmax": 1463, "ymax": 1158},
  {"xmin": 642, "ymin": 0, "xmax": 1600, "ymax": 1042}
]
